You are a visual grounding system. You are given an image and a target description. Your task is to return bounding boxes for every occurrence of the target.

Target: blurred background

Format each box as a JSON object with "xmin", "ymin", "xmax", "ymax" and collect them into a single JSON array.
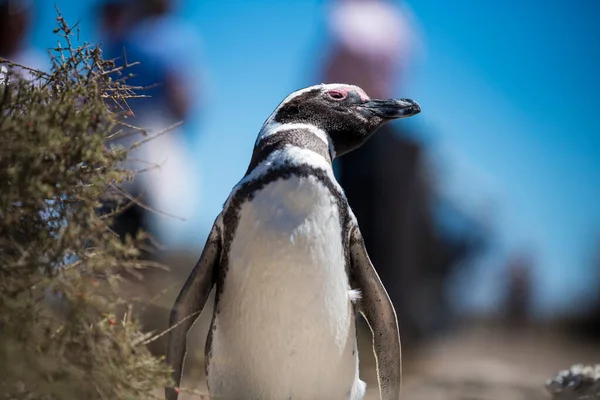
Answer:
[{"xmin": 3, "ymin": 0, "xmax": 599, "ymax": 398}]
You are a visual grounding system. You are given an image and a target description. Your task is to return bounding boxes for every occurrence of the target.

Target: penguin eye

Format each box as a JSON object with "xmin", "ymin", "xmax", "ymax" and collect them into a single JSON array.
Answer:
[{"xmin": 326, "ymin": 90, "xmax": 347, "ymax": 101}]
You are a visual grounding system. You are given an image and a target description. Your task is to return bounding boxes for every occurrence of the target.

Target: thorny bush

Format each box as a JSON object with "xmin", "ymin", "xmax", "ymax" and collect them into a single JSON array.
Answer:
[{"xmin": 0, "ymin": 11, "xmax": 173, "ymax": 400}]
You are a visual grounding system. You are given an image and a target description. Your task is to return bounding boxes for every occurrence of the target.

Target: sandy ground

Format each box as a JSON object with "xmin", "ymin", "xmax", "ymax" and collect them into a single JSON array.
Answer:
[
  {"xmin": 396, "ymin": 323, "xmax": 600, "ymax": 400},
  {"xmin": 157, "ymin": 309, "xmax": 600, "ymax": 400},
  {"xmin": 134, "ymin": 255, "xmax": 600, "ymax": 400}
]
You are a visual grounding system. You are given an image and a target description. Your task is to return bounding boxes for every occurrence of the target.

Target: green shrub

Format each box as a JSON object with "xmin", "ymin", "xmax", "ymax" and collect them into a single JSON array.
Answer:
[{"xmin": 0, "ymin": 12, "xmax": 171, "ymax": 400}]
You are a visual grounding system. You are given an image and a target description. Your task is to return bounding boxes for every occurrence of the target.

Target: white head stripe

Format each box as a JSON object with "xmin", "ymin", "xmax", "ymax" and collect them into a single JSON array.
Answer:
[
  {"xmin": 256, "ymin": 82, "xmax": 369, "ymax": 159},
  {"xmin": 256, "ymin": 83, "xmax": 366, "ymax": 141},
  {"xmin": 268, "ymin": 83, "xmax": 366, "ymax": 120}
]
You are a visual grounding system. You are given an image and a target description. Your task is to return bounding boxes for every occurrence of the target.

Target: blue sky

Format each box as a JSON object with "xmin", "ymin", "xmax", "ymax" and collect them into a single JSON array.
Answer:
[{"xmin": 29, "ymin": 0, "xmax": 600, "ymax": 317}]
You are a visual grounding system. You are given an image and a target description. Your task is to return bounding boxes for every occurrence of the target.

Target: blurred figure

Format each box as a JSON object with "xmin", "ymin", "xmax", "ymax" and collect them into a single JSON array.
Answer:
[
  {"xmin": 321, "ymin": 0, "xmax": 485, "ymax": 352},
  {"xmin": 323, "ymin": 0, "xmax": 415, "ymax": 99},
  {"xmin": 97, "ymin": 0, "xmax": 130, "ymax": 58},
  {"xmin": 567, "ymin": 241, "xmax": 600, "ymax": 341},
  {"xmin": 99, "ymin": 0, "xmax": 203, "ymax": 121},
  {"xmin": 0, "ymin": 0, "xmax": 46, "ymax": 80},
  {"xmin": 97, "ymin": 0, "xmax": 204, "ymax": 247},
  {"xmin": 96, "ymin": 0, "xmax": 207, "ymax": 356},
  {"xmin": 501, "ymin": 251, "xmax": 534, "ymax": 327}
]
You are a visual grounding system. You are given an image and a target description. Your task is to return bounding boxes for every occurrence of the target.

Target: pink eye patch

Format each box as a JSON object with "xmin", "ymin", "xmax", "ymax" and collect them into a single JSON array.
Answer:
[
  {"xmin": 353, "ymin": 87, "xmax": 370, "ymax": 101},
  {"xmin": 334, "ymin": 86, "xmax": 370, "ymax": 101}
]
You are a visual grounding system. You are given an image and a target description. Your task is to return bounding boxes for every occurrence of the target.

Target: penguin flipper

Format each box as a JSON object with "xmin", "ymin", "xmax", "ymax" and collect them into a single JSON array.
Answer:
[
  {"xmin": 165, "ymin": 218, "xmax": 222, "ymax": 400},
  {"xmin": 349, "ymin": 225, "xmax": 401, "ymax": 400}
]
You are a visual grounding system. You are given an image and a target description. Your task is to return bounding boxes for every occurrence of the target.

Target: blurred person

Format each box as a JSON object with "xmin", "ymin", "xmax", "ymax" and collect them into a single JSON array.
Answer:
[
  {"xmin": 97, "ymin": 0, "xmax": 131, "ymax": 57},
  {"xmin": 96, "ymin": 0, "xmax": 204, "ymax": 248},
  {"xmin": 323, "ymin": 0, "xmax": 416, "ymax": 99},
  {"xmin": 99, "ymin": 0, "xmax": 202, "ymax": 121},
  {"xmin": 567, "ymin": 241, "xmax": 600, "ymax": 341},
  {"xmin": 502, "ymin": 251, "xmax": 533, "ymax": 327},
  {"xmin": 0, "ymin": 0, "xmax": 46, "ymax": 80},
  {"xmin": 96, "ymin": 0, "xmax": 207, "ymax": 356},
  {"xmin": 321, "ymin": 0, "xmax": 485, "ymax": 351}
]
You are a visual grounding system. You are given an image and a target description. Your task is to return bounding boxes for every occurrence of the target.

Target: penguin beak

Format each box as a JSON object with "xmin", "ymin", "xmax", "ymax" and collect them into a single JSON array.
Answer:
[{"xmin": 359, "ymin": 98, "xmax": 421, "ymax": 119}]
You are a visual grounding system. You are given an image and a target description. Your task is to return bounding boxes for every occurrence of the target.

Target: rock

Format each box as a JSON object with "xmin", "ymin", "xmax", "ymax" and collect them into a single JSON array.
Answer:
[{"xmin": 546, "ymin": 364, "xmax": 600, "ymax": 399}]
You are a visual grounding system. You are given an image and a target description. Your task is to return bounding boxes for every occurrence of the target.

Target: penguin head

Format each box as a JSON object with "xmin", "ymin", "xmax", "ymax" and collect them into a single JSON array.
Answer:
[{"xmin": 262, "ymin": 83, "xmax": 421, "ymax": 158}]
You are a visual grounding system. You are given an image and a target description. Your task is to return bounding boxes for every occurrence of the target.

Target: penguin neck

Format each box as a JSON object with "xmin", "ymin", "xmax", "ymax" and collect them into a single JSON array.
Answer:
[{"xmin": 245, "ymin": 123, "xmax": 335, "ymax": 176}]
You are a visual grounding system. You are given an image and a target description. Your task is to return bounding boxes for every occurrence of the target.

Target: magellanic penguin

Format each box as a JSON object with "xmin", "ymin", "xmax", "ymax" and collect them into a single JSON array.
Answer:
[{"xmin": 166, "ymin": 83, "xmax": 421, "ymax": 400}]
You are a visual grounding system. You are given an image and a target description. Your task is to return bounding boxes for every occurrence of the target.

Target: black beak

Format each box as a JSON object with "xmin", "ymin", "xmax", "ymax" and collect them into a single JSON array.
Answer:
[{"xmin": 359, "ymin": 98, "xmax": 421, "ymax": 119}]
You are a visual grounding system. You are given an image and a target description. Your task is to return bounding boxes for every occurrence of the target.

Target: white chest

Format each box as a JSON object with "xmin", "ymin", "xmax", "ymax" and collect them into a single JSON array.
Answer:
[{"xmin": 208, "ymin": 174, "xmax": 363, "ymax": 399}]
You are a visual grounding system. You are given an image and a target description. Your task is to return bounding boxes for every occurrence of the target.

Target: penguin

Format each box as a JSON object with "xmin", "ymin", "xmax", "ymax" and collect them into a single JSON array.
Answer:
[{"xmin": 166, "ymin": 83, "xmax": 421, "ymax": 400}]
